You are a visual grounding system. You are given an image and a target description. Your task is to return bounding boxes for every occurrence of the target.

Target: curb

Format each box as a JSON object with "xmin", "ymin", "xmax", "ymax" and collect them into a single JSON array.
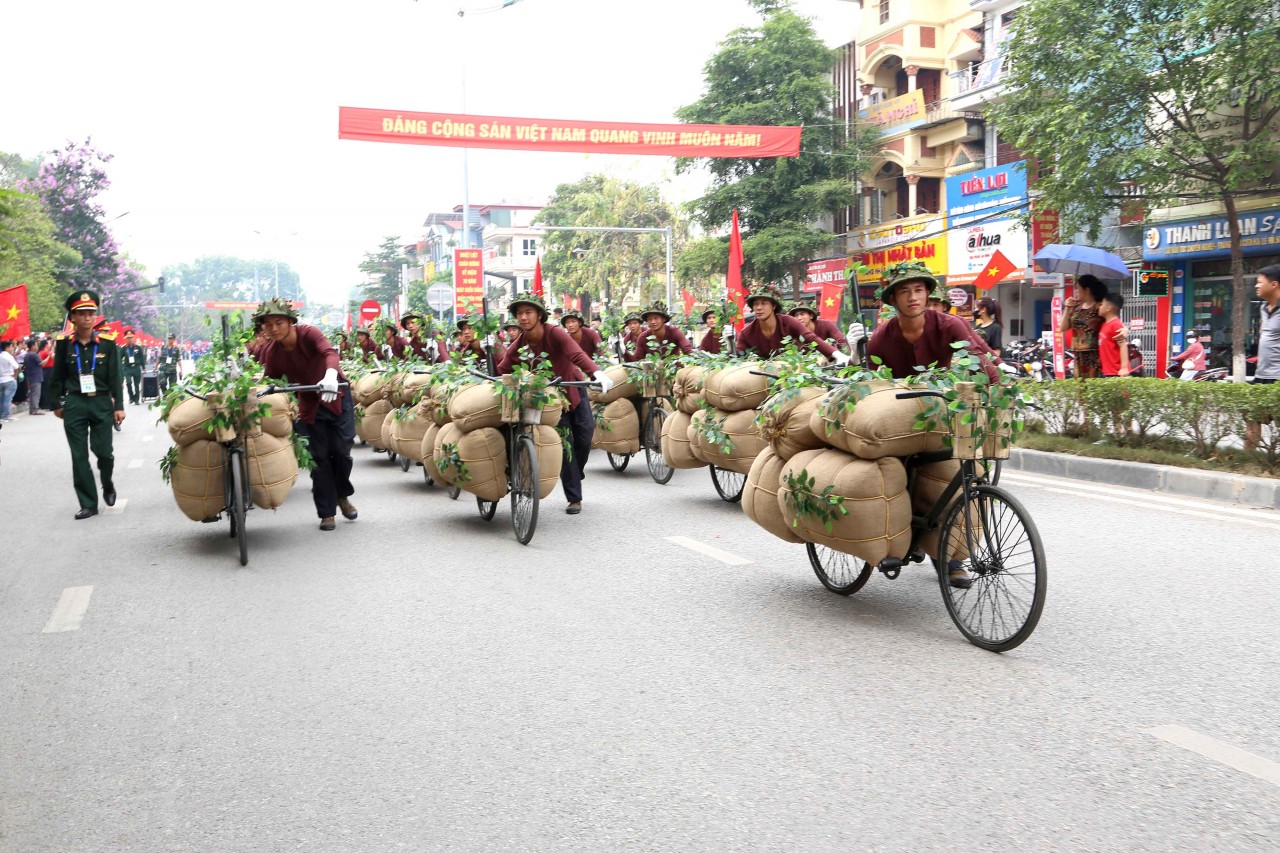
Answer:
[{"xmin": 1006, "ymin": 448, "xmax": 1280, "ymax": 510}]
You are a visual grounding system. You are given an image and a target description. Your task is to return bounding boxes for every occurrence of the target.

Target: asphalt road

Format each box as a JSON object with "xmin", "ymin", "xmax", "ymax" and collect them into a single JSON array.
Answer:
[{"xmin": 2, "ymin": 404, "xmax": 1278, "ymax": 851}]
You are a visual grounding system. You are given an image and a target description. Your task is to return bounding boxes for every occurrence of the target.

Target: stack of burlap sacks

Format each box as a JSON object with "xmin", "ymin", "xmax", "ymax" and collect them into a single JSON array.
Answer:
[
  {"xmin": 166, "ymin": 390, "xmax": 300, "ymax": 521},
  {"xmin": 429, "ymin": 380, "xmax": 566, "ymax": 500},
  {"xmin": 352, "ymin": 371, "xmax": 434, "ymax": 458},
  {"xmin": 742, "ymin": 379, "xmax": 969, "ymax": 565},
  {"xmin": 660, "ymin": 363, "xmax": 770, "ymax": 474},
  {"xmin": 587, "ymin": 365, "xmax": 641, "ymax": 455}
]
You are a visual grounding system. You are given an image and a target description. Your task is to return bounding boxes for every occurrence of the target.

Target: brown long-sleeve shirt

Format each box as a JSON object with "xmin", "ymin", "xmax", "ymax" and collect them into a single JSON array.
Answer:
[
  {"xmin": 254, "ymin": 324, "xmax": 345, "ymax": 423},
  {"xmin": 633, "ymin": 325, "xmax": 693, "ymax": 360},
  {"xmin": 699, "ymin": 329, "xmax": 721, "ymax": 354},
  {"xmin": 567, "ymin": 327, "xmax": 602, "ymax": 360},
  {"xmin": 867, "ymin": 311, "xmax": 999, "ymax": 383},
  {"xmin": 496, "ymin": 323, "xmax": 601, "ymax": 407},
  {"xmin": 736, "ymin": 313, "xmax": 836, "ymax": 360},
  {"xmin": 813, "ymin": 319, "xmax": 850, "ymax": 354}
]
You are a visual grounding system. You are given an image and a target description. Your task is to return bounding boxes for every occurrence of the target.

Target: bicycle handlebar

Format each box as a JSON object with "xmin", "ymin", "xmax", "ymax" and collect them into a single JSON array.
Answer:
[
  {"xmin": 256, "ymin": 382, "xmax": 350, "ymax": 397},
  {"xmin": 467, "ymin": 369, "xmax": 600, "ymax": 390},
  {"xmin": 895, "ymin": 390, "xmax": 945, "ymax": 400}
]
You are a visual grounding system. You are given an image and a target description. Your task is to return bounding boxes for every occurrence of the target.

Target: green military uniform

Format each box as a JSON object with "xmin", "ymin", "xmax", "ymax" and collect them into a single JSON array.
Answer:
[
  {"xmin": 48, "ymin": 291, "xmax": 124, "ymax": 515},
  {"xmin": 120, "ymin": 337, "xmax": 144, "ymax": 404},
  {"xmin": 158, "ymin": 337, "xmax": 182, "ymax": 393}
]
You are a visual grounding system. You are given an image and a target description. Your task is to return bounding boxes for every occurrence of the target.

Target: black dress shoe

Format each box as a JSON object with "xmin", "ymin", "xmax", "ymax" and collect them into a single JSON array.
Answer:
[
  {"xmin": 74, "ymin": 508, "xmax": 98, "ymax": 520},
  {"xmin": 103, "ymin": 487, "xmax": 117, "ymax": 507}
]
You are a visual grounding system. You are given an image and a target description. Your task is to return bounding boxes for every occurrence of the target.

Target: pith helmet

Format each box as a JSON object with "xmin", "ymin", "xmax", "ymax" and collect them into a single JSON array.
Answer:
[
  {"xmin": 745, "ymin": 283, "xmax": 784, "ymax": 313},
  {"xmin": 877, "ymin": 261, "xmax": 940, "ymax": 302},
  {"xmin": 640, "ymin": 300, "xmax": 671, "ymax": 322},
  {"xmin": 508, "ymin": 292, "xmax": 549, "ymax": 322},
  {"xmin": 252, "ymin": 297, "xmax": 299, "ymax": 324}
]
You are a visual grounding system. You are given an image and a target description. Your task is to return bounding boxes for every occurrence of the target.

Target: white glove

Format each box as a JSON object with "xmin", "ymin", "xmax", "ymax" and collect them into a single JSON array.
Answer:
[
  {"xmin": 847, "ymin": 322, "xmax": 866, "ymax": 343},
  {"xmin": 830, "ymin": 351, "xmax": 852, "ymax": 367},
  {"xmin": 485, "ymin": 334, "xmax": 497, "ymax": 348},
  {"xmin": 319, "ymin": 368, "xmax": 340, "ymax": 403},
  {"xmin": 592, "ymin": 370, "xmax": 614, "ymax": 396}
]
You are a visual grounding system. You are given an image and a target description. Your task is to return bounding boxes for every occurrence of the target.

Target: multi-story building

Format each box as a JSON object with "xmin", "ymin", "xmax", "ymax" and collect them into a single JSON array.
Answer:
[{"xmin": 421, "ymin": 203, "xmax": 544, "ymax": 306}]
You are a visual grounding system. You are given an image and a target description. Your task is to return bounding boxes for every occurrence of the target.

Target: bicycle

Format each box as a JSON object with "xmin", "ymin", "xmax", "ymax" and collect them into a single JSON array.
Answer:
[
  {"xmin": 621, "ymin": 361, "xmax": 676, "ymax": 485},
  {"xmin": 465, "ymin": 370, "xmax": 598, "ymax": 544},
  {"xmin": 805, "ymin": 387, "xmax": 1046, "ymax": 652},
  {"xmin": 182, "ymin": 381, "xmax": 339, "ymax": 566}
]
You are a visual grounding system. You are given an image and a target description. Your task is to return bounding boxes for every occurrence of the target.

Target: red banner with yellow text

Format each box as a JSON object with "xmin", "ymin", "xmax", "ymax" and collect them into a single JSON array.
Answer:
[
  {"xmin": 454, "ymin": 249, "xmax": 484, "ymax": 314},
  {"xmin": 339, "ymin": 108, "xmax": 802, "ymax": 158}
]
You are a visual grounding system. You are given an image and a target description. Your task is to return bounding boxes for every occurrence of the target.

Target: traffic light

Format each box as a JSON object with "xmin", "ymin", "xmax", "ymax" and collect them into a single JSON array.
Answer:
[{"xmin": 157, "ymin": 275, "xmax": 166, "ymax": 294}]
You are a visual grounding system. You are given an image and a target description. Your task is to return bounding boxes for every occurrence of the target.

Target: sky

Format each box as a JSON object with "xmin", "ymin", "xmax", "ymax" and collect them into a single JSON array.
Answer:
[{"xmin": 3, "ymin": 0, "xmax": 857, "ymax": 309}]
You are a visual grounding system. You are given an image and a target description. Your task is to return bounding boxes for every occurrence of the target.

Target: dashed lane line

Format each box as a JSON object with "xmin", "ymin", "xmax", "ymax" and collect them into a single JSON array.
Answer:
[
  {"xmin": 127, "ymin": 458, "xmax": 143, "ymax": 469},
  {"xmin": 141, "ymin": 434, "xmax": 154, "ymax": 442},
  {"xmin": 42, "ymin": 586, "xmax": 94, "ymax": 633},
  {"xmin": 1148, "ymin": 724, "xmax": 1280, "ymax": 788},
  {"xmin": 665, "ymin": 535, "xmax": 753, "ymax": 566}
]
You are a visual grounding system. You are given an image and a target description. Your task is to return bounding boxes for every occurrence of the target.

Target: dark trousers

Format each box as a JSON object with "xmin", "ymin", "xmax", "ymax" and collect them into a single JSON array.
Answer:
[
  {"xmin": 62, "ymin": 394, "xmax": 115, "ymax": 510},
  {"xmin": 294, "ymin": 388, "xmax": 356, "ymax": 519},
  {"xmin": 158, "ymin": 368, "xmax": 177, "ymax": 394},
  {"xmin": 26, "ymin": 380, "xmax": 41, "ymax": 412},
  {"xmin": 124, "ymin": 370, "xmax": 142, "ymax": 404},
  {"xmin": 557, "ymin": 393, "xmax": 593, "ymax": 504}
]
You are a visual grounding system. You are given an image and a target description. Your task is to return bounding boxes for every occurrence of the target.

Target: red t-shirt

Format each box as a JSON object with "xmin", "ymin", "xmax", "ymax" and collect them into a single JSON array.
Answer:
[{"xmin": 1098, "ymin": 317, "xmax": 1126, "ymax": 376}]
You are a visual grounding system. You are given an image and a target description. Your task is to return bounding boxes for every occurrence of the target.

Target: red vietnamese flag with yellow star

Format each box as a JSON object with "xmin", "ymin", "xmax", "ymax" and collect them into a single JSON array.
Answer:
[
  {"xmin": 818, "ymin": 277, "xmax": 844, "ymax": 322},
  {"xmin": 0, "ymin": 285, "xmax": 31, "ymax": 339},
  {"xmin": 972, "ymin": 250, "xmax": 1018, "ymax": 292}
]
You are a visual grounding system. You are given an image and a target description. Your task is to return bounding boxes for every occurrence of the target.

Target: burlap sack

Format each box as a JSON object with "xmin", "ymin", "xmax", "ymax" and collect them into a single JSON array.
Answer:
[
  {"xmin": 167, "ymin": 396, "xmax": 220, "ymax": 447},
  {"xmin": 531, "ymin": 424, "xmax": 564, "ymax": 499},
  {"xmin": 673, "ymin": 365, "xmax": 707, "ymax": 415},
  {"xmin": 391, "ymin": 409, "xmax": 432, "ymax": 460},
  {"xmin": 592, "ymin": 399, "xmax": 640, "ymax": 455},
  {"xmin": 380, "ymin": 410, "xmax": 396, "ymax": 451},
  {"xmin": 358, "ymin": 398, "xmax": 392, "ymax": 446},
  {"xmin": 811, "ymin": 381, "xmax": 947, "ymax": 459},
  {"xmin": 352, "ymin": 373, "xmax": 387, "ymax": 406},
  {"xmin": 455, "ymin": 427, "xmax": 509, "ymax": 502},
  {"xmin": 448, "ymin": 382, "xmax": 503, "ymax": 433},
  {"xmin": 777, "ymin": 449, "xmax": 912, "ymax": 565},
  {"xmin": 432, "ymin": 422, "xmax": 464, "ymax": 486},
  {"xmin": 703, "ymin": 362, "xmax": 770, "ymax": 412},
  {"xmin": 910, "ymin": 458, "xmax": 980, "ymax": 560},
  {"xmin": 423, "ymin": 383, "xmax": 453, "ymax": 427},
  {"xmin": 399, "ymin": 372, "xmax": 433, "ymax": 407},
  {"xmin": 537, "ymin": 390, "xmax": 566, "ymax": 427},
  {"xmin": 244, "ymin": 388, "xmax": 297, "ymax": 440},
  {"xmin": 718, "ymin": 409, "xmax": 768, "ymax": 475},
  {"xmin": 587, "ymin": 364, "xmax": 637, "ymax": 404},
  {"xmin": 421, "ymin": 423, "xmax": 442, "ymax": 481},
  {"xmin": 742, "ymin": 448, "xmax": 804, "ymax": 544},
  {"xmin": 758, "ymin": 386, "xmax": 827, "ymax": 461},
  {"xmin": 170, "ymin": 439, "xmax": 225, "ymax": 521},
  {"xmin": 688, "ymin": 408, "xmax": 712, "ymax": 464},
  {"xmin": 660, "ymin": 409, "xmax": 706, "ymax": 470},
  {"xmin": 245, "ymin": 432, "xmax": 298, "ymax": 510}
]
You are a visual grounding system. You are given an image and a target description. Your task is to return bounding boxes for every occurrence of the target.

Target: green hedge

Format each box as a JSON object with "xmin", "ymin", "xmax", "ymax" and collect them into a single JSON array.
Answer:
[{"xmin": 1021, "ymin": 378, "xmax": 1280, "ymax": 470}]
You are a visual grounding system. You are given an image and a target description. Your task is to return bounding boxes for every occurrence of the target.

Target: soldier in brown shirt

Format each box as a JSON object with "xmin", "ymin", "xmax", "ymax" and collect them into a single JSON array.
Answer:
[
  {"xmin": 736, "ymin": 285, "xmax": 848, "ymax": 363},
  {"xmin": 632, "ymin": 301, "xmax": 694, "ymax": 360},
  {"xmin": 560, "ymin": 310, "xmax": 603, "ymax": 360},
  {"xmin": 788, "ymin": 301, "xmax": 851, "ymax": 354}
]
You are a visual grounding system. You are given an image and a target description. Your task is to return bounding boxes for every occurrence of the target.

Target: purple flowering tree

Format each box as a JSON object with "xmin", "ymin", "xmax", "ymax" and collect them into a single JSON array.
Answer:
[{"xmin": 21, "ymin": 140, "xmax": 157, "ymax": 331}]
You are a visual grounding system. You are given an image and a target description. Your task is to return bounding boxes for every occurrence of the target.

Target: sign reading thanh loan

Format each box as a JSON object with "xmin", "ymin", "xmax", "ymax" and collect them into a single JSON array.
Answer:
[{"xmin": 338, "ymin": 107, "xmax": 802, "ymax": 158}]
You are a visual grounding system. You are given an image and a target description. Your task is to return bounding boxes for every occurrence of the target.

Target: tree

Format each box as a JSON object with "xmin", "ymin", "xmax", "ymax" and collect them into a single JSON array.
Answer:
[
  {"xmin": 0, "ymin": 155, "xmax": 81, "ymax": 332},
  {"xmin": 159, "ymin": 255, "xmax": 301, "ymax": 341},
  {"xmin": 989, "ymin": 0, "xmax": 1280, "ymax": 379},
  {"xmin": 359, "ymin": 236, "xmax": 411, "ymax": 308},
  {"xmin": 675, "ymin": 1, "xmax": 879, "ymax": 286},
  {"xmin": 535, "ymin": 175, "xmax": 680, "ymax": 310},
  {"xmin": 19, "ymin": 140, "xmax": 159, "ymax": 331}
]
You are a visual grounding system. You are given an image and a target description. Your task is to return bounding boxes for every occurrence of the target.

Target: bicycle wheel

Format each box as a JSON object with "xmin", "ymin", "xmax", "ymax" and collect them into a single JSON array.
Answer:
[
  {"xmin": 938, "ymin": 484, "xmax": 1046, "ymax": 652},
  {"xmin": 644, "ymin": 405, "xmax": 674, "ymax": 485},
  {"xmin": 399, "ymin": 453, "xmax": 411, "ymax": 472},
  {"xmin": 423, "ymin": 466, "xmax": 434, "ymax": 486},
  {"xmin": 447, "ymin": 483, "xmax": 461, "ymax": 500},
  {"xmin": 710, "ymin": 466, "xmax": 746, "ymax": 503},
  {"xmin": 807, "ymin": 543, "xmax": 872, "ymax": 595},
  {"xmin": 510, "ymin": 433, "xmax": 540, "ymax": 545},
  {"xmin": 387, "ymin": 449, "xmax": 399, "ymax": 464},
  {"xmin": 477, "ymin": 496, "xmax": 498, "ymax": 521},
  {"xmin": 230, "ymin": 448, "xmax": 248, "ymax": 567},
  {"xmin": 976, "ymin": 459, "xmax": 1003, "ymax": 486},
  {"xmin": 607, "ymin": 452, "xmax": 631, "ymax": 472}
]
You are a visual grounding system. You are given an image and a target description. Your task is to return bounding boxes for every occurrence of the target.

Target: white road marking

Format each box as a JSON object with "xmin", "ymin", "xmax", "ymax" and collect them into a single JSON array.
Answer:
[
  {"xmin": 1000, "ymin": 472, "xmax": 1280, "ymax": 529},
  {"xmin": 665, "ymin": 535, "xmax": 752, "ymax": 566},
  {"xmin": 42, "ymin": 586, "xmax": 94, "ymax": 633},
  {"xmin": 1148, "ymin": 724, "xmax": 1280, "ymax": 788},
  {"xmin": 141, "ymin": 434, "xmax": 154, "ymax": 442},
  {"xmin": 127, "ymin": 458, "xmax": 143, "ymax": 469},
  {"xmin": 103, "ymin": 498, "xmax": 127, "ymax": 515}
]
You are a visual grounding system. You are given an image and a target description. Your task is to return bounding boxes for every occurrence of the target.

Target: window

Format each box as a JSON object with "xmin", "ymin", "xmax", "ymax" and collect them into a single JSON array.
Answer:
[
  {"xmin": 878, "ymin": 0, "xmax": 890, "ymax": 25},
  {"xmin": 520, "ymin": 238, "xmax": 538, "ymax": 257}
]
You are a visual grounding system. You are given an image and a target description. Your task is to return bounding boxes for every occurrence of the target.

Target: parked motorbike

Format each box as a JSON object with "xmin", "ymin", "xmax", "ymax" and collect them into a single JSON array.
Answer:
[
  {"xmin": 1001, "ymin": 339, "xmax": 1049, "ymax": 381},
  {"xmin": 1167, "ymin": 362, "xmax": 1228, "ymax": 381}
]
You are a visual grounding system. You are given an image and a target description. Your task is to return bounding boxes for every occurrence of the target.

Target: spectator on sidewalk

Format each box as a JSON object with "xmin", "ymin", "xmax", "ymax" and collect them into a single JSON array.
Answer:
[
  {"xmin": 1171, "ymin": 330, "xmax": 1206, "ymax": 380},
  {"xmin": 22, "ymin": 339, "xmax": 46, "ymax": 414},
  {"xmin": 1246, "ymin": 265, "xmax": 1280, "ymax": 450},
  {"xmin": 973, "ymin": 297, "xmax": 1004, "ymax": 358},
  {"xmin": 0, "ymin": 340, "xmax": 19, "ymax": 422},
  {"xmin": 1097, "ymin": 291, "xmax": 1131, "ymax": 378},
  {"xmin": 1064, "ymin": 274, "xmax": 1107, "ymax": 379}
]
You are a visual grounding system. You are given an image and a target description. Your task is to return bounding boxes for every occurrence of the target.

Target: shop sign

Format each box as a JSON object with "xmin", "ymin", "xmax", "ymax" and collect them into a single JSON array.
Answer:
[
  {"xmin": 947, "ymin": 287, "xmax": 969, "ymax": 307},
  {"xmin": 803, "ymin": 257, "xmax": 848, "ymax": 293},
  {"xmin": 857, "ymin": 91, "xmax": 927, "ymax": 134},
  {"xmin": 849, "ymin": 214, "xmax": 947, "ymax": 283},
  {"xmin": 946, "ymin": 218, "xmax": 1028, "ymax": 286},
  {"xmin": 944, "ymin": 161, "xmax": 1028, "ymax": 226},
  {"xmin": 1143, "ymin": 206, "xmax": 1280, "ymax": 260},
  {"xmin": 453, "ymin": 248, "xmax": 484, "ymax": 313}
]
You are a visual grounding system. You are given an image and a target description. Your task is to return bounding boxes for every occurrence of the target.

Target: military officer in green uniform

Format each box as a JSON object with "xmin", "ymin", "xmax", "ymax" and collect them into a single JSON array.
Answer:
[
  {"xmin": 48, "ymin": 290, "xmax": 125, "ymax": 519},
  {"xmin": 120, "ymin": 330, "xmax": 145, "ymax": 405},
  {"xmin": 158, "ymin": 333, "xmax": 182, "ymax": 393}
]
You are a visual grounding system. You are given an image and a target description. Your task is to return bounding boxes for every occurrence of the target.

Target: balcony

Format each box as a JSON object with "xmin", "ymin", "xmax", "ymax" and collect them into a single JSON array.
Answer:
[{"xmin": 949, "ymin": 56, "xmax": 1012, "ymax": 110}]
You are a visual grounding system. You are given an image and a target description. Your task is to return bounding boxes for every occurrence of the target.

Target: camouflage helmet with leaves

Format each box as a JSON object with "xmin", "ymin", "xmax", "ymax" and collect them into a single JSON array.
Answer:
[
  {"xmin": 788, "ymin": 300, "xmax": 818, "ymax": 319},
  {"xmin": 640, "ymin": 300, "xmax": 672, "ymax": 322},
  {"xmin": 877, "ymin": 260, "xmax": 940, "ymax": 303},
  {"xmin": 560, "ymin": 309, "xmax": 585, "ymax": 326},
  {"xmin": 745, "ymin": 282, "xmax": 785, "ymax": 313},
  {"xmin": 253, "ymin": 297, "xmax": 298, "ymax": 324},
  {"xmin": 622, "ymin": 311, "xmax": 642, "ymax": 325},
  {"xmin": 507, "ymin": 292, "xmax": 549, "ymax": 322}
]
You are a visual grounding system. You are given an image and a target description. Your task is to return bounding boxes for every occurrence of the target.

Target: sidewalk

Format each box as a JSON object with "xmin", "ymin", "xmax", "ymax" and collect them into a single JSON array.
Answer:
[{"xmin": 1007, "ymin": 448, "xmax": 1280, "ymax": 510}]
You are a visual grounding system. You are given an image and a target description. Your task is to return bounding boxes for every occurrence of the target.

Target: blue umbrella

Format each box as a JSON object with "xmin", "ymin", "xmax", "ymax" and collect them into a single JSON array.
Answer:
[{"xmin": 1031, "ymin": 244, "xmax": 1132, "ymax": 281}]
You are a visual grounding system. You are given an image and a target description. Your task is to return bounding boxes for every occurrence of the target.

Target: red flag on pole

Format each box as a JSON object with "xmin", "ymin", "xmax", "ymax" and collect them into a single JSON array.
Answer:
[
  {"xmin": 680, "ymin": 289, "xmax": 696, "ymax": 316},
  {"xmin": 819, "ymin": 277, "xmax": 844, "ymax": 323},
  {"xmin": 0, "ymin": 285, "xmax": 32, "ymax": 339},
  {"xmin": 726, "ymin": 209, "xmax": 745, "ymax": 331},
  {"xmin": 532, "ymin": 258, "xmax": 545, "ymax": 297}
]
